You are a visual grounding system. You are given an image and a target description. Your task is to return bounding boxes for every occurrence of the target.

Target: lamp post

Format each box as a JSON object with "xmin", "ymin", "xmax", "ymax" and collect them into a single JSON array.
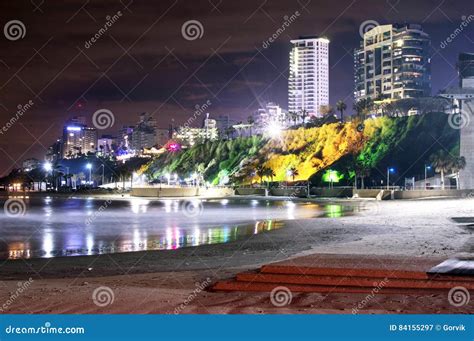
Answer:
[
  {"xmin": 424, "ymin": 165, "xmax": 431, "ymax": 190},
  {"xmin": 43, "ymin": 162, "xmax": 53, "ymax": 192},
  {"xmin": 99, "ymin": 164, "xmax": 105, "ymax": 185},
  {"xmin": 165, "ymin": 173, "xmax": 170, "ymax": 186},
  {"xmin": 86, "ymin": 163, "xmax": 92, "ymax": 187},
  {"xmin": 387, "ymin": 167, "xmax": 395, "ymax": 190}
]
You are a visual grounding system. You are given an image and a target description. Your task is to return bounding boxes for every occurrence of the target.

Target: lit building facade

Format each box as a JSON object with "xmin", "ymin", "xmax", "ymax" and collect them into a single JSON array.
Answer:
[
  {"xmin": 173, "ymin": 114, "xmax": 218, "ymax": 146},
  {"xmin": 354, "ymin": 24, "xmax": 431, "ymax": 102},
  {"xmin": 289, "ymin": 36, "xmax": 330, "ymax": 117},
  {"xmin": 61, "ymin": 120, "xmax": 97, "ymax": 159}
]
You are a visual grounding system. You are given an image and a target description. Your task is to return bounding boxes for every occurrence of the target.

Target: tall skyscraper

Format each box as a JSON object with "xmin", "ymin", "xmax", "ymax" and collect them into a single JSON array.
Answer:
[
  {"xmin": 288, "ymin": 36, "xmax": 330, "ymax": 118},
  {"xmin": 61, "ymin": 118, "xmax": 97, "ymax": 159},
  {"xmin": 354, "ymin": 24, "xmax": 431, "ymax": 102}
]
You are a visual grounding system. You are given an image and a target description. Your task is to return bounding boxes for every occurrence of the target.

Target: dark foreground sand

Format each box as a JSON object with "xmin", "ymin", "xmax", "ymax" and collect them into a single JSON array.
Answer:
[{"xmin": 0, "ymin": 197, "xmax": 472, "ymax": 314}]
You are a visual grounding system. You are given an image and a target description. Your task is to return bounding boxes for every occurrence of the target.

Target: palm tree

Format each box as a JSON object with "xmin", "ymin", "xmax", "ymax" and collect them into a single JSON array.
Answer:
[
  {"xmin": 353, "ymin": 98, "xmax": 373, "ymax": 120},
  {"xmin": 288, "ymin": 166, "xmax": 299, "ymax": 182},
  {"xmin": 256, "ymin": 164, "xmax": 266, "ymax": 185},
  {"xmin": 451, "ymin": 156, "xmax": 466, "ymax": 189},
  {"xmin": 264, "ymin": 167, "xmax": 275, "ymax": 183},
  {"xmin": 288, "ymin": 111, "xmax": 299, "ymax": 126},
  {"xmin": 336, "ymin": 100, "xmax": 347, "ymax": 122},
  {"xmin": 247, "ymin": 115, "xmax": 255, "ymax": 136},
  {"xmin": 300, "ymin": 109, "xmax": 308, "ymax": 127},
  {"xmin": 430, "ymin": 150, "xmax": 452, "ymax": 190}
]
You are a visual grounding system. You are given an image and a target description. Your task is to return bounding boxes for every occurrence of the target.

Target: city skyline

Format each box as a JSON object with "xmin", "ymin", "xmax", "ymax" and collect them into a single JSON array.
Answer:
[{"xmin": 0, "ymin": 0, "xmax": 472, "ymax": 176}]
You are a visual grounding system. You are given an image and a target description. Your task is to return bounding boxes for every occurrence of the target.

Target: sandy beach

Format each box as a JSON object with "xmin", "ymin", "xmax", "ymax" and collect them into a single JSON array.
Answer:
[{"xmin": 0, "ymin": 197, "xmax": 473, "ymax": 314}]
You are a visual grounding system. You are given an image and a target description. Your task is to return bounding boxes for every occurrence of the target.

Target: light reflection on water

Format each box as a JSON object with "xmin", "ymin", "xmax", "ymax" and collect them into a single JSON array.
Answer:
[{"xmin": 0, "ymin": 197, "xmax": 352, "ymax": 260}]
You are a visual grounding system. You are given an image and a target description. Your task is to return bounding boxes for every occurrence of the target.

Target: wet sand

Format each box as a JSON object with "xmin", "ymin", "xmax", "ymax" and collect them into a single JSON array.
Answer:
[{"xmin": 0, "ymin": 197, "xmax": 472, "ymax": 314}]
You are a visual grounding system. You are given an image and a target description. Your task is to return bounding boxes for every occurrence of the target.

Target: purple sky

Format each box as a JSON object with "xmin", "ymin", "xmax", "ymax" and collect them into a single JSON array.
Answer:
[{"xmin": 0, "ymin": 0, "xmax": 473, "ymax": 175}]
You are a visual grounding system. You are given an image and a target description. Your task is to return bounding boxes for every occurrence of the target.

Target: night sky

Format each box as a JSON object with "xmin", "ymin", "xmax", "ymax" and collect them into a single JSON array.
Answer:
[{"xmin": 0, "ymin": 0, "xmax": 472, "ymax": 176}]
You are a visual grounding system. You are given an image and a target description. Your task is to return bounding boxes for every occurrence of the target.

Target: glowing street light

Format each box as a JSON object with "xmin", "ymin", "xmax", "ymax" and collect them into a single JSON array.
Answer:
[
  {"xmin": 424, "ymin": 165, "xmax": 432, "ymax": 190},
  {"xmin": 387, "ymin": 167, "xmax": 395, "ymax": 190},
  {"xmin": 86, "ymin": 163, "xmax": 92, "ymax": 185},
  {"xmin": 265, "ymin": 121, "xmax": 282, "ymax": 138},
  {"xmin": 43, "ymin": 162, "xmax": 52, "ymax": 172}
]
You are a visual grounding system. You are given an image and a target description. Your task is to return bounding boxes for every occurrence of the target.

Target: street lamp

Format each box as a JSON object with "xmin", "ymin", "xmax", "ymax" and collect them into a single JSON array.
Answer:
[
  {"xmin": 165, "ymin": 173, "xmax": 171, "ymax": 186},
  {"xmin": 43, "ymin": 162, "xmax": 52, "ymax": 172},
  {"xmin": 99, "ymin": 164, "xmax": 105, "ymax": 185},
  {"xmin": 387, "ymin": 167, "xmax": 395, "ymax": 190},
  {"xmin": 86, "ymin": 163, "xmax": 92, "ymax": 185},
  {"xmin": 424, "ymin": 165, "xmax": 431, "ymax": 190}
]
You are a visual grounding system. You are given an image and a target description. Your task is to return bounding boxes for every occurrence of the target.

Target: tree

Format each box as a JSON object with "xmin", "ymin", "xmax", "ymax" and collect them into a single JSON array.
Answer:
[
  {"xmin": 288, "ymin": 111, "xmax": 299, "ymax": 127},
  {"xmin": 247, "ymin": 115, "xmax": 255, "ymax": 136},
  {"xmin": 300, "ymin": 109, "xmax": 309, "ymax": 127},
  {"xmin": 336, "ymin": 100, "xmax": 347, "ymax": 122},
  {"xmin": 288, "ymin": 166, "xmax": 299, "ymax": 182},
  {"xmin": 256, "ymin": 164, "xmax": 266, "ymax": 185},
  {"xmin": 353, "ymin": 98, "xmax": 373, "ymax": 120},
  {"xmin": 264, "ymin": 167, "xmax": 275, "ymax": 183},
  {"xmin": 429, "ymin": 150, "xmax": 453, "ymax": 190}
]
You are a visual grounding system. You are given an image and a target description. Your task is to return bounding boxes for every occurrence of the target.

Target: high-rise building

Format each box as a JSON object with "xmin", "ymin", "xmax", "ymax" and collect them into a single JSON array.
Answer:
[
  {"xmin": 130, "ymin": 113, "xmax": 158, "ymax": 151},
  {"xmin": 288, "ymin": 36, "xmax": 330, "ymax": 117},
  {"xmin": 458, "ymin": 52, "xmax": 474, "ymax": 88},
  {"xmin": 61, "ymin": 119, "xmax": 97, "ymax": 159},
  {"xmin": 354, "ymin": 24, "xmax": 431, "ymax": 102}
]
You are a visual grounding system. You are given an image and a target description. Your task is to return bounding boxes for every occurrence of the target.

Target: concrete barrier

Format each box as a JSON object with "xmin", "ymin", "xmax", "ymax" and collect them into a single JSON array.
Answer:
[
  {"xmin": 131, "ymin": 187, "xmax": 233, "ymax": 198},
  {"xmin": 393, "ymin": 189, "xmax": 473, "ymax": 199},
  {"xmin": 235, "ymin": 188, "xmax": 267, "ymax": 196},
  {"xmin": 312, "ymin": 188, "xmax": 354, "ymax": 198},
  {"xmin": 270, "ymin": 188, "xmax": 307, "ymax": 197}
]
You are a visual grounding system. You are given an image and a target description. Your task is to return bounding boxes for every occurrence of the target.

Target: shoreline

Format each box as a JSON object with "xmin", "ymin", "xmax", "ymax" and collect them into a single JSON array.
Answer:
[{"xmin": 0, "ymin": 197, "xmax": 472, "ymax": 314}]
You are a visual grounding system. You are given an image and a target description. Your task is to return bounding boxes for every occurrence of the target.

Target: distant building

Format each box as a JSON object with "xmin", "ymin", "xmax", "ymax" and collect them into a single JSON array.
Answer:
[
  {"xmin": 45, "ymin": 139, "xmax": 62, "ymax": 163},
  {"xmin": 354, "ymin": 24, "xmax": 431, "ymax": 102},
  {"xmin": 61, "ymin": 118, "xmax": 97, "ymax": 159},
  {"xmin": 254, "ymin": 102, "xmax": 288, "ymax": 133},
  {"xmin": 215, "ymin": 115, "xmax": 237, "ymax": 138},
  {"xmin": 97, "ymin": 135, "xmax": 115, "ymax": 156},
  {"xmin": 130, "ymin": 113, "xmax": 158, "ymax": 151},
  {"xmin": 22, "ymin": 158, "xmax": 40, "ymax": 172},
  {"xmin": 289, "ymin": 36, "xmax": 330, "ymax": 117},
  {"xmin": 173, "ymin": 114, "xmax": 218, "ymax": 146},
  {"xmin": 458, "ymin": 52, "xmax": 474, "ymax": 88},
  {"xmin": 155, "ymin": 128, "xmax": 170, "ymax": 147}
]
